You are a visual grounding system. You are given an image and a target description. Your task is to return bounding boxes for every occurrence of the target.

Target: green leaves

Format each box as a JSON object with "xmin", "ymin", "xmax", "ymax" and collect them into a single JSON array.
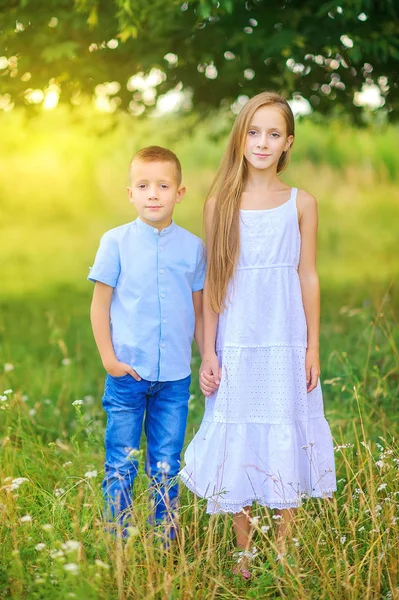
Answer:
[{"xmin": 0, "ymin": 0, "xmax": 398, "ymax": 120}]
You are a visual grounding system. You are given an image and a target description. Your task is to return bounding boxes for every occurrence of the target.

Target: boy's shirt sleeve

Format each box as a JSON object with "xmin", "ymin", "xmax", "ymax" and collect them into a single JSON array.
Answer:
[
  {"xmin": 192, "ymin": 241, "xmax": 206, "ymax": 292},
  {"xmin": 88, "ymin": 231, "xmax": 120, "ymax": 288}
]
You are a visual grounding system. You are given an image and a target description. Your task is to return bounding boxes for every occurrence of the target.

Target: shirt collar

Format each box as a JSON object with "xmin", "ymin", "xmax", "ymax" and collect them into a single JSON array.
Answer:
[{"xmin": 135, "ymin": 217, "xmax": 176, "ymax": 237}]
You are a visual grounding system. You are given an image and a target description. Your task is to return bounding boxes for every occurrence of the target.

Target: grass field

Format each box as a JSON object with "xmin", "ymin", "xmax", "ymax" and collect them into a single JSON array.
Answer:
[{"xmin": 0, "ymin": 109, "xmax": 398, "ymax": 598}]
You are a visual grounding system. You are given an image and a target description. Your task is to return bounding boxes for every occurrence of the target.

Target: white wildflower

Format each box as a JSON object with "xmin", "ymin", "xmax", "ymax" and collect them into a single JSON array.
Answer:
[
  {"xmin": 276, "ymin": 553, "xmax": 286, "ymax": 561},
  {"xmin": 84, "ymin": 470, "xmax": 98, "ymax": 479},
  {"xmin": 3, "ymin": 389, "xmax": 13, "ymax": 395},
  {"xmin": 63, "ymin": 461, "xmax": 72, "ymax": 468},
  {"xmin": 358, "ymin": 526, "xmax": 365, "ymax": 532},
  {"xmin": 72, "ymin": 399, "xmax": 83, "ymax": 407},
  {"xmin": 20, "ymin": 515, "xmax": 32, "ymax": 523},
  {"xmin": 156, "ymin": 461, "xmax": 170, "ymax": 473},
  {"xmin": 249, "ymin": 516, "xmax": 260, "ymax": 525},
  {"xmin": 50, "ymin": 549, "xmax": 64, "ymax": 559},
  {"xmin": 35, "ymin": 543, "xmax": 46, "ymax": 551},
  {"xmin": 42, "ymin": 523, "xmax": 53, "ymax": 532},
  {"xmin": 95, "ymin": 559, "xmax": 110, "ymax": 569},
  {"xmin": 376, "ymin": 460, "xmax": 385, "ymax": 469},
  {"xmin": 54, "ymin": 488, "xmax": 65, "ymax": 497},
  {"xmin": 126, "ymin": 526, "xmax": 139, "ymax": 537},
  {"xmin": 377, "ymin": 483, "xmax": 387, "ymax": 491},
  {"xmin": 261, "ymin": 525, "xmax": 270, "ymax": 533},
  {"xmin": 127, "ymin": 448, "xmax": 141, "ymax": 458},
  {"xmin": 64, "ymin": 563, "xmax": 79, "ymax": 575},
  {"xmin": 4, "ymin": 363, "xmax": 14, "ymax": 372},
  {"xmin": 29, "ymin": 409, "xmax": 36, "ymax": 416},
  {"xmin": 0, "ymin": 395, "xmax": 7, "ymax": 402},
  {"xmin": 272, "ymin": 514, "xmax": 282, "ymax": 520},
  {"xmin": 340, "ymin": 535, "xmax": 346, "ymax": 544},
  {"xmin": 62, "ymin": 540, "xmax": 81, "ymax": 553},
  {"xmin": 12, "ymin": 477, "xmax": 29, "ymax": 487},
  {"xmin": 62, "ymin": 358, "xmax": 72, "ymax": 366}
]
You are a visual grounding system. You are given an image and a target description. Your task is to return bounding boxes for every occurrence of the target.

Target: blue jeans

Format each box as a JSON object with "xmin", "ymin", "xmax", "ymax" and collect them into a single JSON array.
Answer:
[{"xmin": 101, "ymin": 373, "xmax": 191, "ymax": 532}]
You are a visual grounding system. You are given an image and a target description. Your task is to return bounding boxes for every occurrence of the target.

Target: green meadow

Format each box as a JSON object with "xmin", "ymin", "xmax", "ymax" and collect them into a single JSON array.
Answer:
[{"xmin": 0, "ymin": 108, "xmax": 398, "ymax": 599}]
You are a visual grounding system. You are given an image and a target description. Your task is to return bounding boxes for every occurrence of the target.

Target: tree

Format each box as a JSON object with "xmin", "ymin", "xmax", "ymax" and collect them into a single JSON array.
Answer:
[{"xmin": 1, "ymin": 0, "xmax": 398, "ymax": 120}]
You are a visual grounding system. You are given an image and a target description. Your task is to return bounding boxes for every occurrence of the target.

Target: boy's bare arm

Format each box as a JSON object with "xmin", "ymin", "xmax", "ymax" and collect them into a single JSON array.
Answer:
[
  {"xmin": 90, "ymin": 282, "xmax": 141, "ymax": 380},
  {"xmin": 193, "ymin": 290, "xmax": 204, "ymax": 358}
]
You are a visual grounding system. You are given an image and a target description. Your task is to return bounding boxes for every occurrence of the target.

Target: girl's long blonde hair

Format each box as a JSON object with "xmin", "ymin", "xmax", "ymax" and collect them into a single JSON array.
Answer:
[{"xmin": 206, "ymin": 91, "xmax": 295, "ymax": 313}]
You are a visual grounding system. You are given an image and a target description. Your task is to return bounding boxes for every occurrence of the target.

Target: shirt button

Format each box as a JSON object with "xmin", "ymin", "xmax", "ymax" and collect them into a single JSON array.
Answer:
[
  {"xmin": 159, "ymin": 269, "xmax": 164, "ymax": 274},
  {"xmin": 160, "ymin": 343, "xmax": 166, "ymax": 348},
  {"xmin": 153, "ymin": 228, "xmax": 158, "ymax": 234},
  {"xmin": 163, "ymin": 318, "xmax": 167, "ymax": 324},
  {"xmin": 160, "ymin": 293, "xmax": 165, "ymax": 298}
]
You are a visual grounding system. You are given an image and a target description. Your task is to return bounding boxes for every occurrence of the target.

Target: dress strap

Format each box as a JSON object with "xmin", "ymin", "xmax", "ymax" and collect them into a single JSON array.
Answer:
[{"xmin": 290, "ymin": 187, "xmax": 298, "ymax": 206}]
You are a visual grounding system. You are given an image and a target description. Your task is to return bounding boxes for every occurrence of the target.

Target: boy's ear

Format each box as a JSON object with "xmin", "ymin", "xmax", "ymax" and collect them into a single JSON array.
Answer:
[
  {"xmin": 176, "ymin": 185, "xmax": 186, "ymax": 203},
  {"xmin": 127, "ymin": 186, "xmax": 133, "ymax": 203}
]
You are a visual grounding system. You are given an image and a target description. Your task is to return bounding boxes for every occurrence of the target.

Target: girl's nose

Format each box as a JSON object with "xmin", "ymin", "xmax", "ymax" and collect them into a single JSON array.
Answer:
[{"xmin": 257, "ymin": 134, "xmax": 268, "ymax": 148}]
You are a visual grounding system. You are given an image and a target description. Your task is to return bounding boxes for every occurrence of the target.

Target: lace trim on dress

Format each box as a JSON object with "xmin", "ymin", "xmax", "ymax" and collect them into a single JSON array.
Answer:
[{"xmin": 180, "ymin": 471, "xmax": 336, "ymax": 514}]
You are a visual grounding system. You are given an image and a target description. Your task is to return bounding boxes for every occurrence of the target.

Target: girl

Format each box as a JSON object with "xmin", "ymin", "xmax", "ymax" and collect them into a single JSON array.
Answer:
[{"xmin": 179, "ymin": 91, "xmax": 336, "ymax": 577}]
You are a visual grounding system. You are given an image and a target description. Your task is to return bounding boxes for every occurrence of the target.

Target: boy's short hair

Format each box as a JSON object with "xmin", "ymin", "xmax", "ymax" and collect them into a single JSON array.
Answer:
[{"xmin": 129, "ymin": 146, "xmax": 182, "ymax": 185}]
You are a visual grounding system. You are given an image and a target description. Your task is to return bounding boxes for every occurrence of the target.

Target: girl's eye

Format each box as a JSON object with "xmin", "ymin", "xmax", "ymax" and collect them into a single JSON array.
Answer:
[{"xmin": 248, "ymin": 130, "xmax": 258, "ymax": 136}]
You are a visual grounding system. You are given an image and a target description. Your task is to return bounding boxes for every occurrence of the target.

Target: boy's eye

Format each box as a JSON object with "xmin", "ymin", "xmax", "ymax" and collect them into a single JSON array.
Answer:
[
  {"xmin": 137, "ymin": 184, "xmax": 147, "ymax": 189},
  {"xmin": 270, "ymin": 132, "xmax": 280, "ymax": 138},
  {"xmin": 160, "ymin": 184, "xmax": 169, "ymax": 189}
]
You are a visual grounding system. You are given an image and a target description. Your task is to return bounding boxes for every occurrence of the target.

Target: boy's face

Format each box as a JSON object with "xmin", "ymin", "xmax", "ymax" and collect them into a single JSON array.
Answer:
[{"xmin": 127, "ymin": 160, "xmax": 185, "ymax": 230}]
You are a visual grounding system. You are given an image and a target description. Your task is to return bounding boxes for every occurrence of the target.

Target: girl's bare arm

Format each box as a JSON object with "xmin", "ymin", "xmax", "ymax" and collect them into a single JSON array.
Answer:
[
  {"xmin": 200, "ymin": 198, "xmax": 221, "ymax": 396},
  {"xmin": 297, "ymin": 190, "xmax": 320, "ymax": 393}
]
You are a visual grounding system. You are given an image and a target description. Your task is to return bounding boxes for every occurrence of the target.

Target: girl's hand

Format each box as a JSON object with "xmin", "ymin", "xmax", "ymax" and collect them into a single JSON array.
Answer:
[
  {"xmin": 305, "ymin": 349, "xmax": 320, "ymax": 393},
  {"xmin": 200, "ymin": 353, "xmax": 221, "ymax": 397},
  {"xmin": 105, "ymin": 360, "xmax": 141, "ymax": 381}
]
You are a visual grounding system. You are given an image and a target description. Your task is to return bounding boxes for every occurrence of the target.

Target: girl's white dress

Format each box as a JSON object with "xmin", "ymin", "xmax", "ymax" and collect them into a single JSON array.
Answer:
[{"xmin": 180, "ymin": 188, "xmax": 336, "ymax": 513}]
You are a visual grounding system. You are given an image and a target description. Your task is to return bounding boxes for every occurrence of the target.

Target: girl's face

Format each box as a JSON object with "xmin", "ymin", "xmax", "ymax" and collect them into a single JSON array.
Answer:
[{"xmin": 244, "ymin": 104, "xmax": 293, "ymax": 171}]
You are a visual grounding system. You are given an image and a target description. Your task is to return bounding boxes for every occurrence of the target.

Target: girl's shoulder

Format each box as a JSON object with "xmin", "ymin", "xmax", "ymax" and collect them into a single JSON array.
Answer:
[{"xmin": 295, "ymin": 188, "xmax": 318, "ymax": 221}]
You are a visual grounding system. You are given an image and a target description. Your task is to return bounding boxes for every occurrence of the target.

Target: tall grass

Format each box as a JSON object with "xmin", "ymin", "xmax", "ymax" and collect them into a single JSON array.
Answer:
[{"xmin": 0, "ymin": 295, "xmax": 398, "ymax": 598}]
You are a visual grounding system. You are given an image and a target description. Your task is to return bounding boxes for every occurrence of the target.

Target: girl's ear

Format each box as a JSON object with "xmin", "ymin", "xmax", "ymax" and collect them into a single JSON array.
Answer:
[{"xmin": 285, "ymin": 134, "xmax": 294, "ymax": 151}]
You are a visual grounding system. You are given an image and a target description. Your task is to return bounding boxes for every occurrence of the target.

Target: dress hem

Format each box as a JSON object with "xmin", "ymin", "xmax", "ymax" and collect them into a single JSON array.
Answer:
[{"xmin": 180, "ymin": 470, "xmax": 336, "ymax": 514}]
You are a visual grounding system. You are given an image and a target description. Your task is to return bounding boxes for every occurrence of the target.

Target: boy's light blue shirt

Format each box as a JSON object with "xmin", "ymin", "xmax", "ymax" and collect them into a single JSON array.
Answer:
[{"xmin": 88, "ymin": 217, "xmax": 206, "ymax": 382}]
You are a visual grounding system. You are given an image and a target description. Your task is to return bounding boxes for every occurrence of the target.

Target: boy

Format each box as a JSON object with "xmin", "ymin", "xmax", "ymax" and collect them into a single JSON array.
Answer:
[{"xmin": 88, "ymin": 146, "xmax": 205, "ymax": 538}]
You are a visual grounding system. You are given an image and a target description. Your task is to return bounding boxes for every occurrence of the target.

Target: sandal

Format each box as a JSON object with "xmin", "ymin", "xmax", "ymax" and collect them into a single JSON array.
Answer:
[{"xmin": 232, "ymin": 547, "xmax": 257, "ymax": 580}]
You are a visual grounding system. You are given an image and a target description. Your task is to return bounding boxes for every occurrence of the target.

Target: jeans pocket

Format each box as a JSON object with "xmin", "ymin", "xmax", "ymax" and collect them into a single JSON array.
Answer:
[{"xmin": 108, "ymin": 373, "xmax": 131, "ymax": 381}]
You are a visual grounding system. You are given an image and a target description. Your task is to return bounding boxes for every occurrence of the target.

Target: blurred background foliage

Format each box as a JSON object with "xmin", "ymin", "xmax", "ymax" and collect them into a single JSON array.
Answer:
[
  {"xmin": 0, "ymin": 106, "xmax": 398, "ymax": 297},
  {"xmin": 1, "ymin": 0, "xmax": 398, "ymax": 121}
]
